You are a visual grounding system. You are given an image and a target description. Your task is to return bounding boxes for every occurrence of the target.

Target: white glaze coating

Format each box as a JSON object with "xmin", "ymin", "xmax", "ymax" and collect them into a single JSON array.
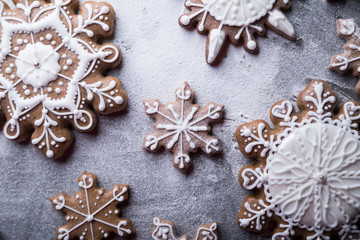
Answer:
[
  {"xmin": 0, "ymin": 0, "xmax": 124, "ymax": 158},
  {"xmin": 180, "ymin": 0, "xmax": 295, "ymax": 63},
  {"xmin": 238, "ymin": 81, "xmax": 360, "ymax": 240},
  {"xmin": 201, "ymin": 0, "xmax": 276, "ymax": 27},
  {"xmin": 268, "ymin": 123, "xmax": 360, "ymax": 228}
]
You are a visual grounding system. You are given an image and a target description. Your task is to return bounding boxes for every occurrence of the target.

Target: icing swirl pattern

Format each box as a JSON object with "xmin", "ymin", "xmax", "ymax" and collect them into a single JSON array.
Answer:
[
  {"xmin": 0, "ymin": 0, "xmax": 127, "ymax": 158},
  {"xmin": 235, "ymin": 80, "xmax": 360, "ymax": 240}
]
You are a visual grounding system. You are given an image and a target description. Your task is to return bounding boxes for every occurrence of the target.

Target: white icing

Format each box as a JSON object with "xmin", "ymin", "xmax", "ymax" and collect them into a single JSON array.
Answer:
[
  {"xmin": 268, "ymin": 123, "xmax": 360, "ymax": 228},
  {"xmin": 0, "ymin": 0, "xmax": 124, "ymax": 157},
  {"xmin": 15, "ymin": 42, "xmax": 61, "ymax": 88},
  {"xmin": 267, "ymin": 9, "xmax": 295, "ymax": 38},
  {"xmin": 152, "ymin": 217, "xmax": 218, "ymax": 240},
  {"xmin": 202, "ymin": 0, "xmax": 276, "ymax": 27},
  {"xmin": 331, "ymin": 19, "xmax": 360, "ymax": 73},
  {"xmin": 207, "ymin": 29, "xmax": 225, "ymax": 64},
  {"xmin": 180, "ymin": 0, "xmax": 294, "ymax": 63},
  {"xmin": 144, "ymin": 83, "xmax": 223, "ymax": 170},
  {"xmin": 52, "ymin": 173, "xmax": 132, "ymax": 239},
  {"xmin": 238, "ymin": 81, "xmax": 360, "ymax": 240}
]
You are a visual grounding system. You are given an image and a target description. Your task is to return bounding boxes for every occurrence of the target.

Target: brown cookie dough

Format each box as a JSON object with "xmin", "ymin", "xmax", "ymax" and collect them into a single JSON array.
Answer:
[
  {"xmin": 143, "ymin": 82, "xmax": 224, "ymax": 173},
  {"xmin": 235, "ymin": 80, "xmax": 360, "ymax": 239},
  {"xmin": 179, "ymin": 0, "xmax": 295, "ymax": 64},
  {"xmin": 0, "ymin": 0, "xmax": 127, "ymax": 158},
  {"xmin": 151, "ymin": 217, "xmax": 219, "ymax": 240},
  {"xmin": 50, "ymin": 171, "xmax": 135, "ymax": 240},
  {"xmin": 330, "ymin": 18, "xmax": 360, "ymax": 95}
]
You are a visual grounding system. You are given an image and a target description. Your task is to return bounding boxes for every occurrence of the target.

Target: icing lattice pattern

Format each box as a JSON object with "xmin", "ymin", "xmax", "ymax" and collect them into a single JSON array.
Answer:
[
  {"xmin": 235, "ymin": 80, "xmax": 360, "ymax": 240},
  {"xmin": 0, "ymin": 0, "xmax": 127, "ymax": 158},
  {"xmin": 179, "ymin": 0, "xmax": 295, "ymax": 64}
]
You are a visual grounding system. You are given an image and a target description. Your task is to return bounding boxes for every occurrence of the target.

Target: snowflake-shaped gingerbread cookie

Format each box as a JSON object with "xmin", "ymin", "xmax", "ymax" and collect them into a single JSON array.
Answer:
[
  {"xmin": 50, "ymin": 171, "xmax": 135, "ymax": 240},
  {"xmin": 143, "ymin": 82, "xmax": 224, "ymax": 173},
  {"xmin": 235, "ymin": 80, "xmax": 360, "ymax": 240},
  {"xmin": 330, "ymin": 18, "xmax": 360, "ymax": 96},
  {"xmin": 0, "ymin": 0, "xmax": 127, "ymax": 158},
  {"xmin": 179, "ymin": 0, "xmax": 295, "ymax": 64},
  {"xmin": 151, "ymin": 217, "xmax": 219, "ymax": 240}
]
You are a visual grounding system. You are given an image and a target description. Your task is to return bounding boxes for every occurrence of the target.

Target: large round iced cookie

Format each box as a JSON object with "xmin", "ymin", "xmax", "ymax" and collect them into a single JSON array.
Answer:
[{"xmin": 235, "ymin": 80, "xmax": 360, "ymax": 240}]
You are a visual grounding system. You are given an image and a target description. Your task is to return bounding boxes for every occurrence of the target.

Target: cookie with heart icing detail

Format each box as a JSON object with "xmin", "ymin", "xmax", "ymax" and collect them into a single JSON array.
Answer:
[
  {"xmin": 151, "ymin": 217, "xmax": 219, "ymax": 240},
  {"xmin": 235, "ymin": 80, "xmax": 360, "ymax": 240},
  {"xmin": 179, "ymin": 0, "xmax": 295, "ymax": 65},
  {"xmin": 0, "ymin": 0, "xmax": 127, "ymax": 158}
]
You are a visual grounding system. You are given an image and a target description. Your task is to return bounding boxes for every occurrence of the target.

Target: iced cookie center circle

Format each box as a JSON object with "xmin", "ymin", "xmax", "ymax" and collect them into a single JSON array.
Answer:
[
  {"xmin": 15, "ymin": 42, "xmax": 61, "ymax": 89},
  {"xmin": 267, "ymin": 122, "xmax": 360, "ymax": 228},
  {"xmin": 201, "ymin": 0, "xmax": 276, "ymax": 26}
]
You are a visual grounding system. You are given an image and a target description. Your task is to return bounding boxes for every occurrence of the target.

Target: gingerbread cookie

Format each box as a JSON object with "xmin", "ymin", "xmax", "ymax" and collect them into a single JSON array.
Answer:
[
  {"xmin": 235, "ymin": 80, "xmax": 360, "ymax": 239},
  {"xmin": 179, "ymin": 0, "xmax": 295, "ymax": 64},
  {"xmin": 50, "ymin": 171, "xmax": 134, "ymax": 240},
  {"xmin": 0, "ymin": 0, "xmax": 127, "ymax": 158},
  {"xmin": 152, "ymin": 217, "xmax": 219, "ymax": 240},
  {"xmin": 330, "ymin": 18, "xmax": 360, "ymax": 95},
  {"xmin": 143, "ymin": 82, "xmax": 224, "ymax": 173}
]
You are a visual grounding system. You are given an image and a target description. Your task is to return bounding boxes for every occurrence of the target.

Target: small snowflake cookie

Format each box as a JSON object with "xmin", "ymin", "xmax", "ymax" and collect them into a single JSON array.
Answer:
[
  {"xmin": 329, "ymin": 18, "xmax": 360, "ymax": 96},
  {"xmin": 235, "ymin": 80, "xmax": 360, "ymax": 240},
  {"xmin": 0, "ymin": 0, "xmax": 127, "ymax": 158},
  {"xmin": 50, "ymin": 171, "xmax": 135, "ymax": 240},
  {"xmin": 143, "ymin": 82, "xmax": 224, "ymax": 173},
  {"xmin": 151, "ymin": 217, "xmax": 219, "ymax": 240},
  {"xmin": 179, "ymin": 0, "xmax": 295, "ymax": 64}
]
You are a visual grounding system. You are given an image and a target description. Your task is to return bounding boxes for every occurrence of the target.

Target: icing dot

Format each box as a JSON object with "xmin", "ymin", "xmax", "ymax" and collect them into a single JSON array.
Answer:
[
  {"xmin": 66, "ymin": 59, "xmax": 72, "ymax": 65},
  {"xmin": 180, "ymin": 15, "xmax": 191, "ymax": 25},
  {"xmin": 17, "ymin": 39, "xmax": 23, "ymax": 45},
  {"xmin": 24, "ymin": 89, "xmax": 31, "ymax": 95},
  {"xmin": 40, "ymin": 37, "xmax": 44, "ymax": 41},
  {"xmin": 51, "ymin": 41, "xmax": 56, "ymax": 46},
  {"xmin": 24, "ymin": 39, "xmax": 29, "ymax": 44},
  {"xmin": 46, "ymin": 34, "xmax": 52, "ymax": 40},
  {"xmin": 59, "ymin": 81, "xmax": 64, "ymax": 86},
  {"xmin": 46, "ymin": 150, "xmax": 54, "ymax": 158},
  {"xmin": 10, "ymin": 75, "xmax": 15, "ymax": 79},
  {"xmin": 55, "ymin": 88, "xmax": 61, "ymax": 94},
  {"xmin": 62, "ymin": 54, "xmax": 67, "ymax": 58},
  {"xmin": 5, "ymin": 67, "xmax": 11, "ymax": 74},
  {"xmin": 247, "ymin": 40, "xmax": 257, "ymax": 51},
  {"xmin": 63, "ymin": 66, "xmax": 68, "ymax": 71},
  {"xmin": 47, "ymin": 87, "xmax": 52, "ymax": 92}
]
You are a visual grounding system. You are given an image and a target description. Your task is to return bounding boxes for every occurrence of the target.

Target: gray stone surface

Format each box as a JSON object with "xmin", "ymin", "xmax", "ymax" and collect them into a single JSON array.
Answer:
[{"xmin": 1, "ymin": 0, "xmax": 360, "ymax": 239}]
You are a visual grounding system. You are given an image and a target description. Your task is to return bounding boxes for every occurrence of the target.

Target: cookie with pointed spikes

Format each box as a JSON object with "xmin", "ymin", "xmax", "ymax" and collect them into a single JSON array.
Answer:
[
  {"xmin": 235, "ymin": 80, "xmax": 360, "ymax": 240},
  {"xmin": 0, "ymin": 0, "xmax": 127, "ymax": 159},
  {"xmin": 50, "ymin": 171, "xmax": 135, "ymax": 240},
  {"xmin": 179, "ymin": 0, "xmax": 295, "ymax": 65},
  {"xmin": 151, "ymin": 217, "xmax": 219, "ymax": 240},
  {"xmin": 143, "ymin": 82, "xmax": 224, "ymax": 173},
  {"xmin": 330, "ymin": 18, "xmax": 360, "ymax": 95}
]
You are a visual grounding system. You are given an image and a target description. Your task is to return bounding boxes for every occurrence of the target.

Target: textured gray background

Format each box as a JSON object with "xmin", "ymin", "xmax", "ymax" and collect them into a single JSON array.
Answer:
[{"xmin": 1, "ymin": 0, "xmax": 360, "ymax": 239}]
